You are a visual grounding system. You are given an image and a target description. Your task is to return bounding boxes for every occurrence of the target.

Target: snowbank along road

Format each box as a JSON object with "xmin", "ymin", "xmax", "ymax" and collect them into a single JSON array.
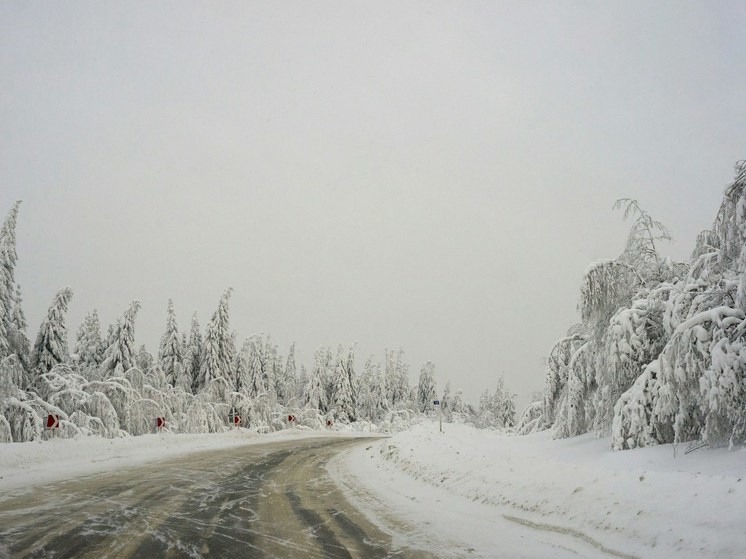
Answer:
[{"xmin": 0, "ymin": 437, "xmax": 430, "ymax": 559}]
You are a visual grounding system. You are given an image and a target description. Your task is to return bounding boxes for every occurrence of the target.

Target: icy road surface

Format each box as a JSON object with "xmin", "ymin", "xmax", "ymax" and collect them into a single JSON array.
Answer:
[{"xmin": 0, "ymin": 437, "xmax": 430, "ymax": 559}]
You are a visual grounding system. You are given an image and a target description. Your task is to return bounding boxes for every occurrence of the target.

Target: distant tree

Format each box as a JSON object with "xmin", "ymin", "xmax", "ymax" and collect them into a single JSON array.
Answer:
[
  {"xmin": 416, "ymin": 361, "xmax": 437, "ymax": 413},
  {"xmin": 158, "ymin": 299, "xmax": 183, "ymax": 387},
  {"xmin": 279, "ymin": 342, "xmax": 297, "ymax": 404},
  {"xmin": 136, "ymin": 344, "xmax": 154, "ymax": 372},
  {"xmin": 296, "ymin": 364, "xmax": 308, "ymax": 402},
  {"xmin": 492, "ymin": 376, "xmax": 516, "ymax": 427},
  {"xmin": 307, "ymin": 347, "xmax": 330, "ymax": 412},
  {"xmin": 441, "ymin": 381, "xmax": 452, "ymax": 417},
  {"xmin": 330, "ymin": 356, "xmax": 355, "ymax": 422},
  {"xmin": 244, "ymin": 334, "xmax": 266, "ymax": 398},
  {"xmin": 183, "ymin": 313, "xmax": 202, "ymax": 394},
  {"xmin": 74, "ymin": 310, "xmax": 105, "ymax": 372}
]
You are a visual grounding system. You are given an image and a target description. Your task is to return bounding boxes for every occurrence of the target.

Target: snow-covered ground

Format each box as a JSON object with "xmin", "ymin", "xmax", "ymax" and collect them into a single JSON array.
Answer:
[
  {"xmin": 329, "ymin": 420, "xmax": 746, "ymax": 559},
  {"xmin": 0, "ymin": 427, "xmax": 368, "ymax": 495}
]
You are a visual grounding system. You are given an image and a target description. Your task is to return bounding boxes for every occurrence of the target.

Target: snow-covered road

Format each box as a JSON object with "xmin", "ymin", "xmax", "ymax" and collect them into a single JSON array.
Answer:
[{"xmin": 0, "ymin": 435, "xmax": 427, "ymax": 558}]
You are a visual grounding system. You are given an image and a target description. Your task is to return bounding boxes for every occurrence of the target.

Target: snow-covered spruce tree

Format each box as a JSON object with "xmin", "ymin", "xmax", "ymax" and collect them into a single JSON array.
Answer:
[
  {"xmin": 136, "ymin": 345, "xmax": 154, "ymax": 372},
  {"xmin": 74, "ymin": 310, "xmax": 105, "ymax": 374},
  {"xmin": 306, "ymin": 347, "xmax": 329, "ymax": 413},
  {"xmin": 356, "ymin": 355, "xmax": 375, "ymax": 421},
  {"xmin": 296, "ymin": 364, "xmax": 308, "ymax": 403},
  {"xmin": 385, "ymin": 348, "xmax": 410, "ymax": 408},
  {"xmin": 441, "ymin": 380, "xmax": 451, "ymax": 420},
  {"xmin": 0, "ymin": 201, "xmax": 21, "ymax": 361},
  {"xmin": 183, "ymin": 313, "xmax": 202, "ymax": 394},
  {"xmin": 8, "ymin": 284, "xmax": 30, "ymax": 370},
  {"xmin": 262, "ymin": 335, "xmax": 279, "ymax": 402},
  {"xmin": 344, "ymin": 344, "xmax": 358, "ymax": 413},
  {"xmin": 244, "ymin": 334, "xmax": 269, "ymax": 399},
  {"xmin": 416, "ymin": 361, "xmax": 437, "ymax": 413},
  {"xmin": 196, "ymin": 289, "xmax": 235, "ymax": 393},
  {"xmin": 158, "ymin": 299, "xmax": 183, "ymax": 387},
  {"xmin": 30, "ymin": 287, "xmax": 74, "ymax": 385},
  {"xmin": 330, "ymin": 354, "xmax": 355, "ymax": 422},
  {"xmin": 280, "ymin": 342, "xmax": 297, "ymax": 404},
  {"xmin": 492, "ymin": 376, "xmax": 516, "ymax": 427},
  {"xmin": 101, "ymin": 301, "xmax": 141, "ymax": 378},
  {"xmin": 234, "ymin": 338, "xmax": 252, "ymax": 393}
]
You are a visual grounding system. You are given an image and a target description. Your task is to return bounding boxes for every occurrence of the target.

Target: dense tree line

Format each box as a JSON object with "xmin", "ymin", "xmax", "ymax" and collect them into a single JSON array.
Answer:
[
  {"xmin": 0, "ymin": 202, "xmax": 515, "ymax": 442},
  {"xmin": 517, "ymin": 161, "xmax": 746, "ymax": 450}
]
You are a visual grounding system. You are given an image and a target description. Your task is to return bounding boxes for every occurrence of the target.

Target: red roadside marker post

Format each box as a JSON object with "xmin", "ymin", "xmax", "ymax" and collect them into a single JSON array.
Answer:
[
  {"xmin": 326, "ymin": 419, "xmax": 333, "ymax": 428},
  {"xmin": 45, "ymin": 414, "xmax": 60, "ymax": 438},
  {"xmin": 287, "ymin": 414, "xmax": 295, "ymax": 425},
  {"xmin": 156, "ymin": 417, "xmax": 165, "ymax": 432}
]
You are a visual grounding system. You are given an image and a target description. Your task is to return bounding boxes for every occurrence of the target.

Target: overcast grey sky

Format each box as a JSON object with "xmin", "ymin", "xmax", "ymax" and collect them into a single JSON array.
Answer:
[{"xmin": 2, "ymin": 1, "xmax": 745, "ymax": 409}]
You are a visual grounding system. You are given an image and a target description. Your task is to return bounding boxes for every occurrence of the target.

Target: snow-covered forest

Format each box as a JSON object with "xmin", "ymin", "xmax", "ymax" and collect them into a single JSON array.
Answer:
[
  {"xmin": 518, "ymin": 160, "xmax": 746, "ymax": 451},
  {"xmin": 0, "ymin": 201, "xmax": 516, "ymax": 443}
]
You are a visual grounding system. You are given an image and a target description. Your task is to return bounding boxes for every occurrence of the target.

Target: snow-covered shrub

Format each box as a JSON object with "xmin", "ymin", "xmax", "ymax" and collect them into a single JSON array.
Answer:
[
  {"xmin": 515, "ymin": 399, "xmax": 544, "ymax": 435},
  {"xmin": 85, "ymin": 391, "xmax": 120, "ymax": 437},
  {"xmin": 0, "ymin": 414, "xmax": 12, "ymax": 442},
  {"xmin": 700, "ymin": 325, "xmax": 746, "ymax": 447},
  {"xmin": 3, "ymin": 397, "xmax": 41, "ymax": 442},
  {"xmin": 652, "ymin": 306, "xmax": 743, "ymax": 444}
]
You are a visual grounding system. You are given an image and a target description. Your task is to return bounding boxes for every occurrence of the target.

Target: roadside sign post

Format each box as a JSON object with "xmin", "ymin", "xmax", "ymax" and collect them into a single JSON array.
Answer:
[
  {"xmin": 156, "ymin": 417, "xmax": 165, "ymax": 432},
  {"xmin": 229, "ymin": 406, "xmax": 238, "ymax": 429},
  {"xmin": 433, "ymin": 400, "xmax": 442, "ymax": 433},
  {"xmin": 45, "ymin": 414, "xmax": 60, "ymax": 438}
]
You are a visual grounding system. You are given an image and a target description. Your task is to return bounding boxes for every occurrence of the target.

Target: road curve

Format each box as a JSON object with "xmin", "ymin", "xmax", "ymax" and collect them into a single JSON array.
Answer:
[{"xmin": 0, "ymin": 437, "xmax": 431, "ymax": 558}]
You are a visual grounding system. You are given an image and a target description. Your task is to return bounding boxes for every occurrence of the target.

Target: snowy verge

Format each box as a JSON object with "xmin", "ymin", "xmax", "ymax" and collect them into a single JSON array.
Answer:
[
  {"xmin": 0, "ymin": 428, "xmax": 378, "ymax": 495},
  {"xmin": 329, "ymin": 421, "xmax": 746, "ymax": 559}
]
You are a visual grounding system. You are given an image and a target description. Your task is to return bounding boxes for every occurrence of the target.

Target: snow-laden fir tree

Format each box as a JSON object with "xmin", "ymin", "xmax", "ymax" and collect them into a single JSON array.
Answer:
[
  {"xmin": 244, "ymin": 334, "xmax": 266, "ymax": 398},
  {"xmin": 281, "ymin": 342, "xmax": 297, "ymax": 404},
  {"xmin": 196, "ymin": 289, "xmax": 235, "ymax": 392},
  {"xmin": 450, "ymin": 388, "xmax": 467, "ymax": 419},
  {"xmin": 356, "ymin": 355, "xmax": 375, "ymax": 420},
  {"xmin": 74, "ymin": 309, "xmax": 104, "ymax": 373},
  {"xmin": 101, "ymin": 300, "xmax": 141, "ymax": 377},
  {"xmin": 306, "ymin": 347, "xmax": 330, "ymax": 412},
  {"xmin": 296, "ymin": 364, "xmax": 308, "ymax": 402},
  {"xmin": 491, "ymin": 376, "xmax": 516, "ymax": 427},
  {"xmin": 158, "ymin": 299, "xmax": 183, "ymax": 387},
  {"xmin": 385, "ymin": 348, "xmax": 410, "ymax": 408},
  {"xmin": 234, "ymin": 338, "xmax": 252, "ymax": 393},
  {"xmin": 30, "ymin": 287, "xmax": 74, "ymax": 383},
  {"xmin": 183, "ymin": 313, "xmax": 202, "ymax": 394},
  {"xmin": 330, "ymin": 354, "xmax": 355, "ymax": 422},
  {"xmin": 8, "ymin": 284, "xmax": 29, "ymax": 368},
  {"xmin": 441, "ymin": 380, "xmax": 451, "ymax": 418},
  {"xmin": 416, "ymin": 361, "xmax": 437, "ymax": 413},
  {"xmin": 136, "ymin": 344, "xmax": 154, "ymax": 372},
  {"xmin": 262, "ymin": 335, "xmax": 279, "ymax": 401}
]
